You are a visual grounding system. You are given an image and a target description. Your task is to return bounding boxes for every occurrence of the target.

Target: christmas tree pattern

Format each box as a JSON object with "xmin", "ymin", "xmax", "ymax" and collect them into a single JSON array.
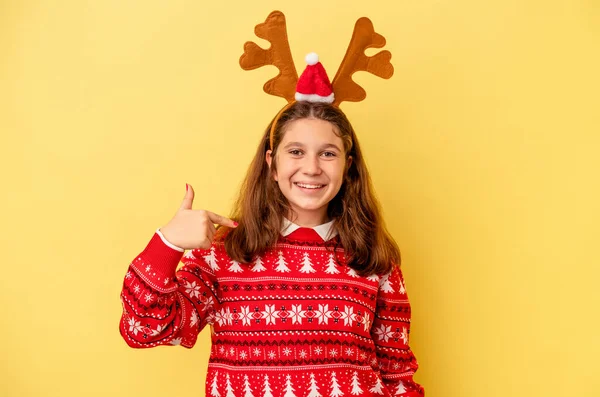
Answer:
[
  {"xmin": 225, "ymin": 373, "xmax": 236, "ymax": 397},
  {"xmin": 379, "ymin": 273, "xmax": 394, "ymax": 293},
  {"xmin": 324, "ymin": 253, "xmax": 340, "ymax": 274},
  {"xmin": 350, "ymin": 371, "xmax": 363, "ymax": 395},
  {"xmin": 210, "ymin": 371, "xmax": 220, "ymax": 397},
  {"xmin": 262, "ymin": 375, "xmax": 273, "ymax": 397},
  {"xmin": 398, "ymin": 277, "xmax": 406, "ymax": 294},
  {"xmin": 283, "ymin": 374, "xmax": 296, "ymax": 397},
  {"xmin": 306, "ymin": 373, "xmax": 322, "ymax": 397},
  {"xmin": 347, "ymin": 267, "xmax": 359, "ymax": 278},
  {"xmin": 366, "ymin": 274, "xmax": 379, "ymax": 282},
  {"xmin": 330, "ymin": 372, "xmax": 344, "ymax": 397},
  {"xmin": 228, "ymin": 259, "xmax": 244, "ymax": 273},
  {"xmin": 243, "ymin": 375, "xmax": 254, "ymax": 397},
  {"xmin": 183, "ymin": 249, "xmax": 196, "ymax": 259},
  {"xmin": 299, "ymin": 252, "xmax": 316, "ymax": 273},
  {"xmin": 394, "ymin": 380, "xmax": 407, "ymax": 395},
  {"xmin": 251, "ymin": 256, "xmax": 266, "ymax": 272},
  {"xmin": 204, "ymin": 247, "xmax": 220, "ymax": 271},
  {"xmin": 369, "ymin": 377, "xmax": 384, "ymax": 395},
  {"xmin": 274, "ymin": 251, "xmax": 290, "ymax": 272}
]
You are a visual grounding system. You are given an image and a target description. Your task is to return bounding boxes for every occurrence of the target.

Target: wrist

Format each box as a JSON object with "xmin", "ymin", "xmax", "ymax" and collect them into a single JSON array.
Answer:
[{"xmin": 156, "ymin": 228, "xmax": 184, "ymax": 252}]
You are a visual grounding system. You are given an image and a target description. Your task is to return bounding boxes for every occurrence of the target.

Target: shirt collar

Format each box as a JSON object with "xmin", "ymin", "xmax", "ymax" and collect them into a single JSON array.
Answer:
[{"xmin": 281, "ymin": 218, "xmax": 338, "ymax": 241}]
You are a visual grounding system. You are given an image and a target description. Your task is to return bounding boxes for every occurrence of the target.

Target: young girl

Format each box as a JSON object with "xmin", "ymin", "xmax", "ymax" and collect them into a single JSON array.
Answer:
[{"xmin": 120, "ymin": 12, "xmax": 423, "ymax": 397}]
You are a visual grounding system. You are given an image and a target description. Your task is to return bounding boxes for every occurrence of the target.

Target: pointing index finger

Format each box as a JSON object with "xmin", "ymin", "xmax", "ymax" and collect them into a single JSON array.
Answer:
[{"xmin": 207, "ymin": 211, "xmax": 238, "ymax": 228}]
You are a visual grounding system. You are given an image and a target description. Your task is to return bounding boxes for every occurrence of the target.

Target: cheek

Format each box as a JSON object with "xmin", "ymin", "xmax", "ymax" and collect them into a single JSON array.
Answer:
[
  {"xmin": 332, "ymin": 163, "xmax": 347, "ymax": 182},
  {"xmin": 277, "ymin": 162, "xmax": 297, "ymax": 179}
]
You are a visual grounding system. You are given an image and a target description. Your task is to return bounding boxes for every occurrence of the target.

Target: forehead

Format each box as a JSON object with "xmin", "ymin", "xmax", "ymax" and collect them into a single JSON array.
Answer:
[{"xmin": 280, "ymin": 118, "xmax": 342, "ymax": 146}]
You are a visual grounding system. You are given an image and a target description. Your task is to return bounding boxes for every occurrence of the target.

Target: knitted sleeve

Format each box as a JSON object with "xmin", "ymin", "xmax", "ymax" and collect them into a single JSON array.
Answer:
[
  {"xmin": 371, "ymin": 265, "xmax": 425, "ymax": 396},
  {"xmin": 119, "ymin": 232, "xmax": 219, "ymax": 348}
]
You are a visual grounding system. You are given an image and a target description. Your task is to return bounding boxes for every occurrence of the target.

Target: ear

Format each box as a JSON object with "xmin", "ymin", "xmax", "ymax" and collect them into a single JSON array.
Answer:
[
  {"xmin": 347, "ymin": 155, "xmax": 353, "ymax": 170},
  {"xmin": 265, "ymin": 149, "xmax": 278, "ymax": 181}
]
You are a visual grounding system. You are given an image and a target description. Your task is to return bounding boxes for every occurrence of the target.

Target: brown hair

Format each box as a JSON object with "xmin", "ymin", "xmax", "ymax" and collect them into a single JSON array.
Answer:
[{"xmin": 223, "ymin": 101, "xmax": 400, "ymax": 276}]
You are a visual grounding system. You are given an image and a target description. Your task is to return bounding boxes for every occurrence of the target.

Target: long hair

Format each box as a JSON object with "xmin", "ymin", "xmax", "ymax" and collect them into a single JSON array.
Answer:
[{"xmin": 223, "ymin": 101, "xmax": 400, "ymax": 276}]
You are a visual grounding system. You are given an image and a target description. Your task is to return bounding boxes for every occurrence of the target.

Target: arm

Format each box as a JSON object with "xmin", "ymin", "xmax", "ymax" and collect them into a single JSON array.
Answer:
[
  {"xmin": 371, "ymin": 265, "xmax": 425, "ymax": 396},
  {"xmin": 119, "ymin": 230, "xmax": 218, "ymax": 348}
]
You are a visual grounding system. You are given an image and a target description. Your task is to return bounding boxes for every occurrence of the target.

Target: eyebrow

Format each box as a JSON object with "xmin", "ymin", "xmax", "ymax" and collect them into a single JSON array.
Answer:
[{"xmin": 283, "ymin": 142, "xmax": 342, "ymax": 152}]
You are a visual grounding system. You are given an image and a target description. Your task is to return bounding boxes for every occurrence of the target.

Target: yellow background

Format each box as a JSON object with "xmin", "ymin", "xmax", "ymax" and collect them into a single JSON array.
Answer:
[{"xmin": 1, "ymin": 0, "xmax": 599, "ymax": 396}]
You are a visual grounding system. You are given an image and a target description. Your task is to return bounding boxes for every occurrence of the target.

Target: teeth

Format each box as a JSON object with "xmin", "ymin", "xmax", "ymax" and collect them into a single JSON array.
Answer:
[{"xmin": 295, "ymin": 183, "xmax": 324, "ymax": 189}]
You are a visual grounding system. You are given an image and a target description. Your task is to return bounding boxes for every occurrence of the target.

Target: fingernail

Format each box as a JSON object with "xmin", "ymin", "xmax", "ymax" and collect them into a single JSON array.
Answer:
[
  {"xmin": 186, "ymin": 183, "xmax": 189, "ymax": 192},
  {"xmin": 233, "ymin": 221, "xmax": 239, "ymax": 227}
]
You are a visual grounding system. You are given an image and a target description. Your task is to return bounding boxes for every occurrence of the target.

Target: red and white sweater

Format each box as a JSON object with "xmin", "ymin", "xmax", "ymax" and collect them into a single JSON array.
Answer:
[{"xmin": 119, "ymin": 222, "xmax": 424, "ymax": 397}]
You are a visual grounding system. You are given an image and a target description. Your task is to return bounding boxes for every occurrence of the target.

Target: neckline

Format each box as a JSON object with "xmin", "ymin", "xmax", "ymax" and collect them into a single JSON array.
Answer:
[{"xmin": 280, "ymin": 218, "xmax": 338, "ymax": 242}]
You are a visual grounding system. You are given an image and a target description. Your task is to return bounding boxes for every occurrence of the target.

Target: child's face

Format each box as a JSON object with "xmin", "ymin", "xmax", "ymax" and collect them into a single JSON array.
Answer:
[{"xmin": 266, "ymin": 117, "xmax": 351, "ymax": 226}]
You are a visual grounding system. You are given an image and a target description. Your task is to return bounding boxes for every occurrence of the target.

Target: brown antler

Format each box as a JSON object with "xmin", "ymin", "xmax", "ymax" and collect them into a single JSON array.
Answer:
[
  {"xmin": 239, "ymin": 11, "xmax": 298, "ymax": 103},
  {"xmin": 332, "ymin": 17, "xmax": 394, "ymax": 106}
]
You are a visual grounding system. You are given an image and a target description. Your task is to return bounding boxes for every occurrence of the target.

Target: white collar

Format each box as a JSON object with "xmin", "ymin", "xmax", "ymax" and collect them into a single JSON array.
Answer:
[{"xmin": 281, "ymin": 218, "xmax": 338, "ymax": 241}]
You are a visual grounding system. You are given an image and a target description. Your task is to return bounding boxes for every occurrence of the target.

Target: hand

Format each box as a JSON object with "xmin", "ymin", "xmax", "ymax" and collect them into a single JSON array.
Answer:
[{"xmin": 159, "ymin": 184, "xmax": 238, "ymax": 250}]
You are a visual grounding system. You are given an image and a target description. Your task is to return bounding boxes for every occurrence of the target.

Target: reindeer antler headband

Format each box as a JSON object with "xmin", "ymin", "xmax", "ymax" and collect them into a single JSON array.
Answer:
[{"xmin": 239, "ymin": 10, "xmax": 394, "ymax": 150}]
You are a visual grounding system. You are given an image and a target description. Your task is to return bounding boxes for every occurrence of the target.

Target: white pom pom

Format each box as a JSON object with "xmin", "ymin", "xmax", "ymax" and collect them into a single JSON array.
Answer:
[{"xmin": 305, "ymin": 52, "xmax": 319, "ymax": 66}]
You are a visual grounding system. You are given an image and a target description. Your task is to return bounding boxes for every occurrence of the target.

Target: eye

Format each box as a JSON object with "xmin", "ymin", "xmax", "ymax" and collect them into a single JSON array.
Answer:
[
  {"xmin": 289, "ymin": 149, "xmax": 303, "ymax": 156},
  {"xmin": 321, "ymin": 151, "xmax": 337, "ymax": 158}
]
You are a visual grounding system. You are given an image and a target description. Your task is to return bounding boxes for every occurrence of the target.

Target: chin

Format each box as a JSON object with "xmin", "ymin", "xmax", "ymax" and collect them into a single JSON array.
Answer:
[{"xmin": 290, "ymin": 200, "xmax": 327, "ymax": 212}]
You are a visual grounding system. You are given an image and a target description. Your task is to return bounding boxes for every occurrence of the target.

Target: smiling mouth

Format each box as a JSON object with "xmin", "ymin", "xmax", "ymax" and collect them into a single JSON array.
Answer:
[{"xmin": 294, "ymin": 182, "xmax": 326, "ymax": 190}]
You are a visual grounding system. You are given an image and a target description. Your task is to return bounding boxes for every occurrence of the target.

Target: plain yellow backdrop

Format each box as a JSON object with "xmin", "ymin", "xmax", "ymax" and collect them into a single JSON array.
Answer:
[{"xmin": 1, "ymin": 0, "xmax": 599, "ymax": 396}]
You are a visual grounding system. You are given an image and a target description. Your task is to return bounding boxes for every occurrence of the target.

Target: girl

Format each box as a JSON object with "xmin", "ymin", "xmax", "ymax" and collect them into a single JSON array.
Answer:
[
  {"xmin": 120, "ymin": 12, "xmax": 423, "ymax": 396},
  {"xmin": 119, "ymin": 102, "xmax": 424, "ymax": 396}
]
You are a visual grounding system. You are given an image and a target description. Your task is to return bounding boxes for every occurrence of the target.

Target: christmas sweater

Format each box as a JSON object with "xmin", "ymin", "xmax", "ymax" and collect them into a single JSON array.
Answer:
[{"xmin": 119, "ymin": 222, "xmax": 424, "ymax": 397}]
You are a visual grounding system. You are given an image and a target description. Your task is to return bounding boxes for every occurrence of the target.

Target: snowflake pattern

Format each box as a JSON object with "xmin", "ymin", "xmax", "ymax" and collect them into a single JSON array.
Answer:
[
  {"xmin": 127, "ymin": 318, "xmax": 144, "ymax": 335},
  {"xmin": 183, "ymin": 280, "xmax": 202, "ymax": 299},
  {"xmin": 202, "ymin": 296, "xmax": 215, "ymax": 312},
  {"xmin": 190, "ymin": 310, "xmax": 199, "ymax": 327},
  {"xmin": 374, "ymin": 324, "xmax": 393, "ymax": 342},
  {"xmin": 400, "ymin": 327, "xmax": 409, "ymax": 345},
  {"xmin": 262, "ymin": 305, "xmax": 280, "ymax": 325},
  {"xmin": 289, "ymin": 304, "xmax": 304, "ymax": 324},
  {"xmin": 122, "ymin": 234, "xmax": 421, "ymax": 395},
  {"xmin": 240, "ymin": 306, "xmax": 252, "ymax": 326},
  {"xmin": 208, "ymin": 303, "xmax": 373, "ymax": 329}
]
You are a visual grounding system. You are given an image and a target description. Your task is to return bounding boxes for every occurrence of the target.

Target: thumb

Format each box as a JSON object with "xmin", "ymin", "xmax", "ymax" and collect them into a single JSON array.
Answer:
[{"xmin": 180, "ymin": 183, "xmax": 195, "ymax": 210}]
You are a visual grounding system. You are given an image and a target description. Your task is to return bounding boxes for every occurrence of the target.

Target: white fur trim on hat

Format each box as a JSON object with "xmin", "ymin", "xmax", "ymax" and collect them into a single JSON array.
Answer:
[{"xmin": 295, "ymin": 92, "xmax": 335, "ymax": 104}]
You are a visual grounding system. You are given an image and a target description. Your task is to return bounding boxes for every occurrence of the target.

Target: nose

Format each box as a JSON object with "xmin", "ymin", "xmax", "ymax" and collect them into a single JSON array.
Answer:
[{"xmin": 302, "ymin": 153, "xmax": 322, "ymax": 176}]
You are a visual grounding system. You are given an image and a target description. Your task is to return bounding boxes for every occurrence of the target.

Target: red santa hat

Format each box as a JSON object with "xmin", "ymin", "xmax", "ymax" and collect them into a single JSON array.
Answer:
[{"xmin": 295, "ymin": 53, "xmax": 335, "ymax": 104}]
